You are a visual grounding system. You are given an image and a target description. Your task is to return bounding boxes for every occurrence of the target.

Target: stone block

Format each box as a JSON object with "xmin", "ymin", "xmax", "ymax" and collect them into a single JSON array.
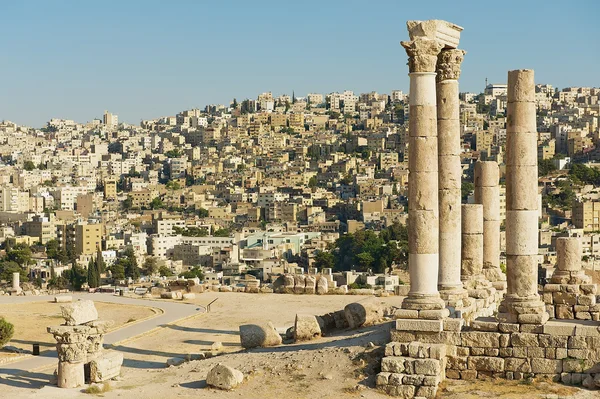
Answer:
[
  {"xmin": 538, "ymin": 334, "xmax": 568, "ymax": 348},
  {"xmin": 381, "ymin": 357, "xmax": 406, "ymax": 374},
  {"xmin": 57, "ymin": 361, "xmax": 85, "ymax": 388},
  {"xmin": 375, "ymin": 372, "xmax": 390, "ymax": 386},
  {"xmin": 556, "ymin": 348, "xmax": 568, "ymax": 359},
  {"xmin": 394, "ymin": 309, "xmax": 419, "ymax": 319},
  {"xmin": 55, "ymin": 296, "xmax": 72, "ymax": 303},
  {"xmin": 527, "ymin": 347, "xmax": 545, "ymax": 358},
  {"xmin": 61, "ymin": 300, "xmax": 98, "ymax": 326},
  {"xmin": 468, "ymin": 356, "xmax": 504, "ymax": 372},
  {"xmin": 414, "ymin": 358, "xmax": 440, "ymax": 376},
  {"xmin": 294, "ymin": 314, "xmax": 321, "ymax": 342},
  {"xmin": 512, "ymin": 347, "xmax": 527, "ymax": 358},
  {"xmin": 553, "ymin": 292, "xmax": 577, "ymax": 306},
  {"xmin": 555, "ymin": 304, "xmax": 574, "ymax": 319},
  {"xmin": 206, "ymin": 364, "xmax": 244, "ymax": 390},
  {"xmin": 345, "ymin": 299, "xmax": 386, "ymax": 329},
  {"xmin": 562, "ymin": 358, "xmax": 584, "ymax": 373},
  {"xmin": 415, "ymin": 386, "xmax": 437, "ymax": 398},
  {"xmin": 395, "ymin": 318, "xmax": 442, "ymax": 332},
  {"xmin": 461, "ymin": 331, "xmax": 500, "ymax": 348},
  {"xmin": 575, "ymin": 312, "xmax": 592, "ymax": 320},
  {"xmin": 239, "ymin": 322, "xmax": 282, "ymax": 349},
  {"xmin": 446, "ymin": 369, "xmax": 460, "ymax": 379},
  {"xmin": 443, "ymin": 317, "xmax": 464, "ymax": 332},
  {"xmin": 89, "ymin": 351, "xmax": 123, "ymax": 382},
  {"xmin": 567, "ymin": 349, "xmax": 588, "ymax": 359},
  {"xmin": 389, "ymin": 373, "xmax": 403, "ymax": 385},
  {"xmin": 543, "ymin": 322, "xmax": 576, "ymax": 336},
  {"xmin": 461, "ymin": 370, "xmax": 477, "ymax": 380},
  {"xmin": 419, "ymin": 308, "xmax": 450, "ymax": 320},
  {"xmin": 580, "ymin": 284, "xmax": 597, "ymax": 295},
  {"xmin": 575, "ymin": 324, "xmax": 600, "ymax": 337},
  {"xmin": 505, "ymin": 357, "xmax": 531, "ymax": 372},
  {"xmin": 578, "ymin": 294, "xmax": 596, "ymax": 306},
  {"xmin": 384, "ymin": 385, "xmax": 415, "ymax": 398},
  {"xmin": 519, "ymin": 324, "xmax": 543, "ymax": 334},
  {"xmin": 498, "ymin": 323, "xmax": 520, "ymax": 333},
  {"xmin": 511, "ymin": 333, "xmax": 539, "ymax": 347},
  {"xmin": 472, "ymin": 318, "xmax": 499, "ymax": 332},
  {"xmin": 531, "ymin": 358, "xmax": 562, "ymax": 374},
  {"xmin": 499, "ymin": 348, "xmax": 513, "ymax": 357}
]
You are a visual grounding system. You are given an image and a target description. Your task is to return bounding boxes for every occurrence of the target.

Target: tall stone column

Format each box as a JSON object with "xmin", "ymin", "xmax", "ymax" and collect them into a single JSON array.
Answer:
[
  {"xmin": 497, "ymin": 69, "xmax": 548, "ymax": 325},
  {"xmin": 437, "ymin": 49, "xmax": 468, "ymax": 307},
  {"xmin": 401, "ymin": 36, "xmax": 446, "ymax": 311},
  {"xmin": 474, "ymin": 161, "xmax": 506, "ymax": 290}
]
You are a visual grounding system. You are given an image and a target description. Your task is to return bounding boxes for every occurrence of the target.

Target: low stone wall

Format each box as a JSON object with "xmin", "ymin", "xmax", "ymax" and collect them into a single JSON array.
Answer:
[{"xmin": 542, "ymin": 283, "xmax": 599, "ymax": 321}]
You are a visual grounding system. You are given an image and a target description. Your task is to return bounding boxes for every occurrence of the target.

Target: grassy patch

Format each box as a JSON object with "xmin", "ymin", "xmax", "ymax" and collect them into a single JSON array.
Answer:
[{"xmin": 84, "ymin": 382, "xmax": 111, "ymax": 394}]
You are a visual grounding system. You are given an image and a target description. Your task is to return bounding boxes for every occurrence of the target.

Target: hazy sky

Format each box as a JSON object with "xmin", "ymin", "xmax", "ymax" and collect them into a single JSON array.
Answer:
[{"xmin": 1, "ymin": 0, "xmax": 598, "ymax": 127}]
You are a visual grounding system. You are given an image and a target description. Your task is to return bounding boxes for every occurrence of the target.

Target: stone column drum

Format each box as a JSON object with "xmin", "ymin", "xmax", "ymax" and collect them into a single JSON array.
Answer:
[
  {"xmin": 437, "ymin": 49, "xmax": 468, "ymax": 307},
  {"xmin": 461, "ymin": 204, "xmax": 484, "ymax": 285},
  {"xmin": 474, "ymin": 161, "xmax": 506, "ymax": 290},
  {"xmin": 550, "ymin": 237, "xmax": 590, "ymax": 284},
  {"xmin": 497, "ymin": 69, "xmax": 548, "ymax": 325},
  {"xmin": 401, "ymin": 36, "xmax": 445, "ymax": 311},
  {"xmin": 12, "ymin": 272, "xmax": 20, "ymax": 292}
]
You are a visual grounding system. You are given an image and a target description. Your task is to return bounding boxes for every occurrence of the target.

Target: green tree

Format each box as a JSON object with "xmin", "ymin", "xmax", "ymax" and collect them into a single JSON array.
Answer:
[
  {"xmin": 6, "ymin": 244, "xmax": 32, "ymax": 267},
  {"xmin": 308, "ymin": 176, "xmax": 318, "ymax": 188},
  {"xmin": 122, "ymin": 196, "xmax": 133, "ymax": 210},
  {"xmin": 158, "ymin": 265, "xmax": 174, "ymax": 277},
  {"xmin": 149, "ymin": 197, "xmax": 165, "ymax": 210},
  {"xmin": 87, "ymin": 258, "xmax": 99, "ymax": 288},
  {"xmin": 213, "ymin": 228, "xmax": 230, "ymax": 237},
  {"xmin": 539, "ymin": 159, "xmax": 557, "ymax": 177},
  {"xmin": 95, "ymin": 249, "xmax": 106, "ymax": 274},
  {"xmin": 0, "ymin": 261, "xmax": 27, "ymax": 283},
  {"xmin": 23, "ymin": 161, "xmax": 35, "ymax": 171},
  {"xmin": 461, "ymin": 182, "xmax": 474, "ymax": 202},
  {"xmin": 64, "ymin": 263, "xmax": 87, "ymax": 291},
  {"xmin": 197, "ymin": 208, "xmax": 209, "ymax": 218},
  {"xmin": 108, "ymin": 262, "xmax": 125, "ymax": 280},
  {"xmin": 356, "ymin": 252, "xmax": 375, "ymax": 271},
  {"xmin": 123, "ymin": 248, "xmax": 140, "ymax": 280},
  {"xmin": 166, "ymin": 180, "xmax": 181, "ymax": 190},
  {"xmin": 180, "ymin": 267, "xmax": 204, "ymax": 280},
  {"xmin": 0, "ymin": 318, "xmax": 14, "ymax": 348},
  {"xmin": 314, "ymin": 251, "xmax": 335, "ymax": 270},
  {"xmin": 142, "ymin": 257, "xmax": 159, "ymax": 276}
]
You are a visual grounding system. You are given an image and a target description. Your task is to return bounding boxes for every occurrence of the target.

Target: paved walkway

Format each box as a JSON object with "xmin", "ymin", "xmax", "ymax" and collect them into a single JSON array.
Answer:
[{"xmin": 0, "ymin": 293, "xmax": 203, "ymax": 375}]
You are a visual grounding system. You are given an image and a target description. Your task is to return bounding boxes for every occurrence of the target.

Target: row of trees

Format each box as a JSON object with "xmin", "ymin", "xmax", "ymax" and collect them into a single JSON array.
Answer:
[{"xmin": 313, "ymin": 222, "xmax": 408, "ymax": 274}]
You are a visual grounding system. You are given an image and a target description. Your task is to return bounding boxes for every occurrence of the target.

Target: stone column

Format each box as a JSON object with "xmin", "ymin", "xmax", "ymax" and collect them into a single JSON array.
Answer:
[
  {"xmin": 437, "ymin": 49, "xmax": 468, "ymax": 307},
  {"xmin": 461, "ymin": 204, "xmax": 484, "ymax": 284},
  {"xmin": 551, "ymin": 237, "xmax": 590, "ymax": 284},
  {"xmin": 401, "ymin": 36, "xmax": 445, "ymax": 311},
  {"xmin": 12, "ymin": 272, "xmax": 20, "ymax": 292},
  {"xmin": 474, "ymin": 161, "xmax": 506, "ymax": 290},
  {"xmin": 497, "ymin": 69, "xmax": 548, "ymax": 325}
]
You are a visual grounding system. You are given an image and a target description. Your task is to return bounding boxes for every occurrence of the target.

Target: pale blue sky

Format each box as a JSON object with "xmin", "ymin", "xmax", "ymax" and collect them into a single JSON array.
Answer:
[{"xmin": 1, "ymin": 0, "xmax": 598, "ymax": 127}]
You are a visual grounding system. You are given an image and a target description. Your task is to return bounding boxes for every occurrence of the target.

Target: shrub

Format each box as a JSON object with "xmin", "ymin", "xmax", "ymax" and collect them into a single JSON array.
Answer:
[{"xmin": 0, "ymin": 318, "xmax": 14, "ymax": 348}]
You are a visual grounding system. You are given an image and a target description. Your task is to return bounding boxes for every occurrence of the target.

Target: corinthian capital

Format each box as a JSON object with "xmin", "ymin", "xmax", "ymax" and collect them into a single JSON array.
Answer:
[
  {"xmin": 401, "ymin": 38, "xmax": 444, "ymax": 73},
  {"xmin": 436, "ymin": 49, "xmax": 466, "ymax": 81}
]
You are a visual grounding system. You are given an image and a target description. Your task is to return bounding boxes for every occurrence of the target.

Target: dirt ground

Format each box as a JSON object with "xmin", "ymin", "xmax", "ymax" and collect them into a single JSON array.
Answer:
[
  {"xmin": 0, "ymin": 300, "xmax": 159, "ymax": 361},
  {"xmin": 2, "ymin": 292, "xmax": 599, "ymax": 398}
]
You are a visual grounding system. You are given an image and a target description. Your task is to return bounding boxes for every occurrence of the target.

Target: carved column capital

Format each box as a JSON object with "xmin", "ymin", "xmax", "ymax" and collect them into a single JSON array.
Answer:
[
  {"xmin": 401, "ymin": 38, "xmax": 444, "ymax": 73},
  {"xmin": 436, "ymin": 49, "xmax": 466, "ymax": 81}
]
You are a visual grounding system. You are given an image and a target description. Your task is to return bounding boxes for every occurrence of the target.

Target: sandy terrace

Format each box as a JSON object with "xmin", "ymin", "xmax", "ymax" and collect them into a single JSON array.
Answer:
[{"xmin": 0, "ymin": 300, "xmax": 159, "ymax": 361}]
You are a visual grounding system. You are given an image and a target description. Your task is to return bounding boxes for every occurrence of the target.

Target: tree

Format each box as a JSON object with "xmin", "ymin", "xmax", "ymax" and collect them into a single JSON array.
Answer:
[
  {"xmin": 0, "ymin": 318, "xmax": 14, "ymax": 348},
  {"xmin": 95, "ymin": 249, "xmax": 106, "ymax": 274},
  {"xmin": 122, "ymin": 196, "xmax": 133, "ymax": 210},
  {"xmin": 314, "ymin": 251, "xmax": 335, "ymax": 271},
  {"xmin": 197, "ymin": 208, "xmax": 209, "ymax": 218},
  {"xmin": 213, "ymin": 228, "xmax": 230, "ymax": 237},
  {"xmin": 149, "ymin": 197, "xmax": 165, "ymax": 210},
  {"xmin": 158, "ymin": 265, "xmax": 174, "ymax": 277},
  {"xmin": 87, "ymin": 258, "xmax": 99, "ymax": 288},
  {"xmin": 108, "ymin": 262, "xmax": 125, "ymax": 280},
  {"xmin": 0, "ymin": 261, "xmax": 27, "ymax": 283},
  {"xmin": 356, "ymin": 252, "xmax": 375, "ymax": 271},
  {"xmin": 166, "ymin": 180, "xmax": 181, "ymax": 190},
  {"xmin": 142, "ymin": 257, "xmax": 159, "ymax": 276},
  {"xmin": 23, "ymin": 161, "xmax": 35, "ymax": 171},
  {"xmin": 64, "ymin": 263, "xmax": 87, "ymax": 291},
  {"xmin": 308, "ymin": 176, "xmax": 318, "ymax": 188},
  {"xmin": 123, "ymin": 248, "xmax": 140, "ymax": 280},
  {"xmin": 539, "ymin": 159, "xmax": 557, "ymax": 177},
  {"xmin": 180, "ymin": 267, "xmax": 204, "ymax": 280},
  {"xmin": 6, "ymin": 244, "xmax": 32, "ymax": 267},
  {"xmin": 461, "ymin": 182, "xmax": 474, "ymax": 202}
]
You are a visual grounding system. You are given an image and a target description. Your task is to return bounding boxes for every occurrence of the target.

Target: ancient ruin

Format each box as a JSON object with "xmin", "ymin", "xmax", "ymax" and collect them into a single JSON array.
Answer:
[
  {"xmin": 47, "ymin": 300, "xmax": 123, "ymax": 389},
  {"xmin": 375, "ymin": 19, "xmax": 600, "ymax": 398}
]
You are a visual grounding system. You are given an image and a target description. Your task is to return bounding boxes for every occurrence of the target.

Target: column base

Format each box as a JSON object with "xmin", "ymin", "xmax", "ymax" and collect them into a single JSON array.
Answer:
[
  {"xmin": 401, "ymin": 293, "xmax": 446, "ymax": 311},
  {"xmin": 439, "ymin": 285, "xmax": 468, "ymax": 308},
  {"xmin": 549, "ymin": 270, "xmax": 591, "ymax": 285},
  {"xmin": 497, "ymin": 295, "xmax": 549, "ymax": 324}
]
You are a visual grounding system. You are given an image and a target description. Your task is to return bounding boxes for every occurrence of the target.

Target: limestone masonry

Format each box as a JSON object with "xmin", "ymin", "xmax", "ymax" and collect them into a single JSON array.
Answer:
[{"xmin": 375, "ymin": 19, "xmax": 600, "ymax": 398}]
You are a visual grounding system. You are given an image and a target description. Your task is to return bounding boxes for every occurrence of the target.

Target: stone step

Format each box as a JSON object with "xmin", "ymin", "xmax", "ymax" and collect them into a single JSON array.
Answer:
[{"xmin": 384, "ymin": 342, "xmax": 447, "ymax": 360}]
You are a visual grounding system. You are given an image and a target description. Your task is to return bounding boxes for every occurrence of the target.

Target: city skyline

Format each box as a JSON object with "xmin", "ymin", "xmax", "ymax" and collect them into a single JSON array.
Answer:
[{"xmin": 1, "ymin": 0, "xmax": 599, "ymax": 127}]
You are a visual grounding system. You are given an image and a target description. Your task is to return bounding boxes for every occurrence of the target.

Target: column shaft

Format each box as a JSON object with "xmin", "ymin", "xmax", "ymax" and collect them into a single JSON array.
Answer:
[
  {"xmin": 498, "ymin": 69, "xmax": 548, "ymax": 325},
  {"xmin": 401, "ymin": 37, "xmax": 445, "ymax": 311},
  {"xmin": 437, "ymin": 49, "xmax": 466, "ymax": 299}
]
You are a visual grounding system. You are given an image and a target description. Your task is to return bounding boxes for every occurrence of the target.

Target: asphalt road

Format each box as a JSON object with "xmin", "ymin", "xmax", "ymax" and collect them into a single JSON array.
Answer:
[{"xmin": 0, "ymin": 293, "xmax": 203, "ymax": 374}]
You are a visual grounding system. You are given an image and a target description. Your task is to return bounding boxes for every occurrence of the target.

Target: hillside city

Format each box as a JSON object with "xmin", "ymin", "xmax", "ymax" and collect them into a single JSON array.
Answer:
[{"xmin": 0, "ymin": 83, "xmax": 599, "ymax": 293}]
